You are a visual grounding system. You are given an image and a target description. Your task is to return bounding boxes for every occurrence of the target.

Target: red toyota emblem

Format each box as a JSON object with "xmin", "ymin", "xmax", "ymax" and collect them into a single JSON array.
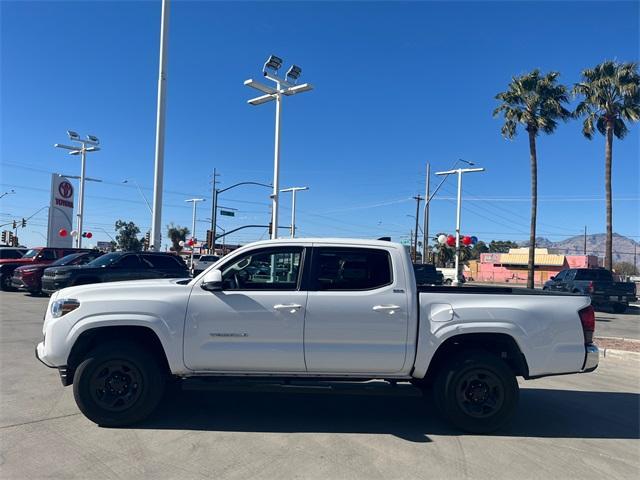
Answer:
[{"xmin": 58, "ymin": 181, "xmax": 73, "ymax": 199}]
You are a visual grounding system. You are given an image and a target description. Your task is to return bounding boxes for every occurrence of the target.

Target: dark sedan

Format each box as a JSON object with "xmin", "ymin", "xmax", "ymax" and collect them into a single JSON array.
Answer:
[
  {"xmin": 41, "ymin": 251, "xmax": 189, "ymax": 295},
  {"xmin": 413, "ymin": 263, "xmax": 444, "ymax": 286},
  {"xmin": 12, "ymin": 251, "xmax": 103, "ymax": 295}
]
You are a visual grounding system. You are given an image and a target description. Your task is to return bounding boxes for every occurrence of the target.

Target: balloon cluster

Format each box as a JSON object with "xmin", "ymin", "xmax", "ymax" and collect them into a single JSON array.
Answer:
[
  {"xmin": 179, "ymin": 238, "xmax": 196, "ymax": 248},
  {"xmin": 437, "ymin": 234, "xmax": 478, "ymax": 247},
  {"xmin": 58, "ymin": 229, "xmax": 92, "ymax": 238}
]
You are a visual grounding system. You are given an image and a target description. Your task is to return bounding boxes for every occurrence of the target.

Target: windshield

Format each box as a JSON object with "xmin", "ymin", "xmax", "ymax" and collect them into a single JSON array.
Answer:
[
  {"xmin": 50, "ymin": 253, "xmax": 83, "ymax": 267},
  {"xmin": 86, "ymin": 252, "xmax": 122, "ymax": 267},
  {"xmin": 200, "ymin": 256, "xmax": 219, "ymax": 262},
  {"xmin": 22, "ymin": 249, "xmax": 40, "ymax": 259}
]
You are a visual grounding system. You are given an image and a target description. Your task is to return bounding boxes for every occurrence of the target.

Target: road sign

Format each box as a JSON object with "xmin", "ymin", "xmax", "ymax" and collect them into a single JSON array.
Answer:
[{"xmin": 220, "ymin": 210, "xmax": 235, "ymax": 217}]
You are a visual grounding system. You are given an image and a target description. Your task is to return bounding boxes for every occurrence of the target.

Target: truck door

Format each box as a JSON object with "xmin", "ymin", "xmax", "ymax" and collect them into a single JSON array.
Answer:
[
  {"xmin": 304, "ymin": 246, "xmax": 409, "ymax": 374},
  {"xmin": 184, "ymin": 246, "xmax": 307, "ymax": 372}
]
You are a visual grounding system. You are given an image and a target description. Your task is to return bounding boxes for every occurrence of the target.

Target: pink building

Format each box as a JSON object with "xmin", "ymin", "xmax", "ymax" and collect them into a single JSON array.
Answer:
[{"xmin": 474, "ymin": 248, "xmax": 598, "ymax": 286}]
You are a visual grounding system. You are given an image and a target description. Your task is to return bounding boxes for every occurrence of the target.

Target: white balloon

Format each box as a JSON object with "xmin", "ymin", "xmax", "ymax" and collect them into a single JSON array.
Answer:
[
  {"xmin": 437, "ymin": 234, "xmax": 447, "ymax": 245},
  {"xmin": 179, "ymin": 240, "xmax": 185, "ymax": 247},
  {"xmin": 70, "ymin": 230, "xmax": 78, "ymax": 237}
]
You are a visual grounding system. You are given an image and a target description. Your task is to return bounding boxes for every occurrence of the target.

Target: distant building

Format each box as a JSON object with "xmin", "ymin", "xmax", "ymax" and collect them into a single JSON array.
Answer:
[{"xmin": 470, "ymin": 248, "xmax": 598, "ymax": 285}]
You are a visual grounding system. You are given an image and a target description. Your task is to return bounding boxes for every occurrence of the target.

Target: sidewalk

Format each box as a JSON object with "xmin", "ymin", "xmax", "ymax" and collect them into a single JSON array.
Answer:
[{"xmin": 595, "ymin": 336, "xmax": 640, "ymax": 362}]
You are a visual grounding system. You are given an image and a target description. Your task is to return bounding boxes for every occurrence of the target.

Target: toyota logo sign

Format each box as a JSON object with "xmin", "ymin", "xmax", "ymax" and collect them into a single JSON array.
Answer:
[{"xmin": 58, "ymin": 181, "xmax": 73, "ymax": 199}]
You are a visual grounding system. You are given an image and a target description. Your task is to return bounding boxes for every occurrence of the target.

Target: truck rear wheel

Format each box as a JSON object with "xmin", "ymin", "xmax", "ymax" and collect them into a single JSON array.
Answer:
[
  {"xmin": 1, "ymin": 274, "xmax": 16, "ymax": 291},
  {"xmin": 433, "ymin": 351, "xmax": 519, "ymax": 433},
  {"xmin": 72, "ymin": 341, "xmax": 166, "ymax": 427},
  {"xmin": 611, "ymin": 303, "xmax": 627, "ymax": 314}
]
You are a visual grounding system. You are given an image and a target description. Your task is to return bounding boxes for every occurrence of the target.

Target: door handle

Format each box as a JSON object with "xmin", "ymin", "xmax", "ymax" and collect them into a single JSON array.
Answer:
[
  {"xmin": 373, "ymin": 304, "xmax": 401, "ymax": 314},
  {"xmin": 274, "ymin": 304, "xmax": 303, "ymax": 313}
]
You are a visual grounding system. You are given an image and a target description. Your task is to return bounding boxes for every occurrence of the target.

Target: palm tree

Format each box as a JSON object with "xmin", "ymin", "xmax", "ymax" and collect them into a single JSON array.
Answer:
[
  {"xmin": 166, "ymin": 223, "xmax": 190, "ymax": 253},
  {"xmin": 493, "ymin": 70, "xmax": 571, "ymax": 288},
  {"xmin": 573, "ymin": 61, "xmax": 640, "ymax": 271}
]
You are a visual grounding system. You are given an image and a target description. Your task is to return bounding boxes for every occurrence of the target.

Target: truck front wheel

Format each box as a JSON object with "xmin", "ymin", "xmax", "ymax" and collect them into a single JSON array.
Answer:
[
  {"xmin": 433, "ymin": 351, "xmax": 519, "ymax": 433},
  {"xmin": 72, "ymin": 341, "xmax": 166, "ymax": 427}
]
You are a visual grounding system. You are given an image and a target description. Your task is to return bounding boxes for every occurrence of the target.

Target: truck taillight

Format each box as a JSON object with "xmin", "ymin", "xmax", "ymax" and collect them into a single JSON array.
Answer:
[
  {"xmin": 587, "ymin": 281, "xmax": 594, "ymax": 293},
  {"xmin": 579, "ymin": 306, "xmax": 595, "ymax": 344}
]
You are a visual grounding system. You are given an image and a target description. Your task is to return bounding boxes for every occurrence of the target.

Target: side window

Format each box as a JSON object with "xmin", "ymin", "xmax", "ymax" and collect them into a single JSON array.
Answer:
[
  {"xmin": 115, "ymin": 255, "xmax": 142, "ymax": 268},
  {"xmin": 311, "ymin": 248, "xmax": 392, "ymax": 291},
  {"xmin": 555, "ymin": 270, "xmax": 567, "ymax": 281},
  {"xmin": 565, "ymin": 270, "xmax": 576, "ymax": 281},
  {"xmin": 145, "ymin": 255, "xmax": 182, "ymax": 269},
  {"xmin": 39, "ymin": 250, "xmax": 56, "ymax": 261},
  {"xmin": 220, "ymin": 247, "xmax": 303, "ymax": 291}
]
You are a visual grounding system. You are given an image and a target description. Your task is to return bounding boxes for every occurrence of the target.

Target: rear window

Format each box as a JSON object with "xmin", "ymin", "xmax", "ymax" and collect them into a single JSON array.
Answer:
[
  {"xmin": 199, "ymin": 255, "xmax": 219, "ymax": 262},
  {"xmin": 0, "ymin": 249, "xmax": 25, "ymax": 259},
  {"xmin": 575, "ymin": 269, "xmax": 613, "ymax": 281},
  {"xmin": 311, "ymin": 248, "xmax": 392, "ymax": 291}
]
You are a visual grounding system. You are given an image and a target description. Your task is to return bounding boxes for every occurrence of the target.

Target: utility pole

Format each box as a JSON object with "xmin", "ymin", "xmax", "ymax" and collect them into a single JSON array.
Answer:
[
  {"xmin": 210, "ymin": 168, "xmax": 220, "ymax": 253},
  {"xmin": 422, "ymin": 163, "xmax": 430, "ymax": 264},
  {"xmin": 584, "ymin": 225, "xmax": 587, "ymax": 255},
  {"xmin": 413, "ymin": 195, "xmax": 423, "ymax": 263},
  {"xmin": 435, "ymin": 166, "xmax": 485, "ymax": 286},
  {"xmin": 150, "ymin": 0, "xmax": 170, "ymax": 251},
  {"xmin": 634, "ymin": 243, "xmax": 637, "ymax": 274}
]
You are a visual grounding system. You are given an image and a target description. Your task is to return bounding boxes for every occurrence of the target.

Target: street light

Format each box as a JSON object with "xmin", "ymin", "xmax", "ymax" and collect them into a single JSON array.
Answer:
[
  {"xmin": 54, "ymin": 131, "xmax": 100, "ymax": 248},
  {"xmin": 122, "ymin": 179, "xmax": 152, "ymax": 214},
  {"xmin": 0, "ymin": 189, "xmax": 15, "ymax": 199},
  {"xmin": 435, "ymin": 165, "xmax": 485, "ymax": 286},
  {"xmin": 185, "ymin": 198, "xmax": 205, "ymax": 266},
  {"xmin": 244, "ymin": 55, "xmax": 314, "ymax": 240},
  {"xmin": 280, "ymin": 186, "xmax": 309, "ymax": 238}
]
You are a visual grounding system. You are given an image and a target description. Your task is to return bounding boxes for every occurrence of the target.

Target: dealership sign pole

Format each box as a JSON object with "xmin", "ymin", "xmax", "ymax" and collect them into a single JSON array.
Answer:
[{"xmin": 47, "ymin": 174, "xmax": 74, "ymax": 248}]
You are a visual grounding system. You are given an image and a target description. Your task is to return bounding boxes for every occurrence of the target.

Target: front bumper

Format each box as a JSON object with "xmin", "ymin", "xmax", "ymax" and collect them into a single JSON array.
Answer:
[
  {"xmin": 11, "ymin": 277, "xmax": 25, "ymax": 289},
  {"xmin": 582, "ymin": 343, "xmax": 599, "ymax": 372},
  {"xmin": 36, "ymin": 343, "xmax": 71, "ymax": 386},
  {"xmin": 41, "ymin": 277, "xmax": 71, "ymax": 295}
]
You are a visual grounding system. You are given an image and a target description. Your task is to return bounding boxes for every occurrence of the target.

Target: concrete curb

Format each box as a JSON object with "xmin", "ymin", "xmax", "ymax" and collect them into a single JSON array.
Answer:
[{"xmin": 600, "ymin": 348, "xmax": 640, "ymax": 362}]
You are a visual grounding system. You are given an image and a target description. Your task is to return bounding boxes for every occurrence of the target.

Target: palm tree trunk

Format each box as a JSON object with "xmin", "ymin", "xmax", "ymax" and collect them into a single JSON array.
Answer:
[
  {"xmin": 605, "ymin": 121, "xmax": 614, "ymax": 270},
  {"xmin": 527, "ymin": 130, "xmax": 538, "ymax": 289}
]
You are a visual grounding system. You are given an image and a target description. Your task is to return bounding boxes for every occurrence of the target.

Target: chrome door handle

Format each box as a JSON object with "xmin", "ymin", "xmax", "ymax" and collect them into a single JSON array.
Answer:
[
  {"xmin": 274, "ymin": 304, "xmax": 303, "ymax": 313},
  {"xmin": 373, "ymin": 304, "xmax": 401, "ymax": 314}
]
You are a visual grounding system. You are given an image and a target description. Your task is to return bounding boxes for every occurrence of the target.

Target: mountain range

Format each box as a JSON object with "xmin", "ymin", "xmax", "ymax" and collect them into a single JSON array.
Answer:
[{"xmin": 525, "ymin": 233, "xmax": 638, "ymax": 265}]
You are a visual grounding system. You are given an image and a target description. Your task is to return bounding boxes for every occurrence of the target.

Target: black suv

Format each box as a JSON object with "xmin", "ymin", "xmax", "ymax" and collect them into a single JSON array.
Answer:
[
  {"xmin": 413, "ymin": 263, "xmax": 444, "ymax": 286},
  {"xmin": 42, "ymin": 252, "xmax": 189, "ymax": 294}
]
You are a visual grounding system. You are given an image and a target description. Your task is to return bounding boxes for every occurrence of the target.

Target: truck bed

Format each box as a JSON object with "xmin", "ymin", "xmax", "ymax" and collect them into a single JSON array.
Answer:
[{"xmin": 417, "ymin": 284, "xmax": 580, "ymax": 296}]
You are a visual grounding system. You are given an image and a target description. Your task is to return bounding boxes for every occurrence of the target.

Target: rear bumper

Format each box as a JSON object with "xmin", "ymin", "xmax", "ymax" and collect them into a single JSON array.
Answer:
[{"xmin": 582, "ymin": 343, "xmax": 599, "ymax": 372}]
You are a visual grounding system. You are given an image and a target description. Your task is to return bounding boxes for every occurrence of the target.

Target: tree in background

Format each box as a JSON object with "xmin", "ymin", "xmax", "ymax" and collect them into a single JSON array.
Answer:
[
  {"xmin": 494, "ymin": 70, "xmax": 571, "ymax": 289},
  {"xmin": 488, "ymin": 240, "xmax": 519, "ymax": 253},
  {"xmin": 613, "ymin": 262, "xmax": 638, "ymax": 276},
  {"xmin": 469, "ymin": 241, "xmax": 489, "ymax": 260},
  {"xmin": 431, "ymin": 234, "xmax": 455, "ymax": 267},
  {"xmin": 114, "ymin": 220, "xmax": 142, "ymax": 252},
  {"xmin": 167, "ymin": 223, "xmax": 190, "ymax": 253},
  {"xmin": 573, "ymin": 61, "xmax": 640, "ymax": 271}
]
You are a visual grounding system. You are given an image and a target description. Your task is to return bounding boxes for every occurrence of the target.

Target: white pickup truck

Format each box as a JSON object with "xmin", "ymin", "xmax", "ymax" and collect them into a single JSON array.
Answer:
[{"xmin": 36, "ymin": 238, "xmax": 598, "ymax": 432}]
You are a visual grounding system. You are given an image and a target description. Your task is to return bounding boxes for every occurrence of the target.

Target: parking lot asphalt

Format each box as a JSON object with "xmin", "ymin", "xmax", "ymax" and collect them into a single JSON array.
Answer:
[{"xmin": 1, "ymin": 291, "xmax": 639, "ymax": 479}]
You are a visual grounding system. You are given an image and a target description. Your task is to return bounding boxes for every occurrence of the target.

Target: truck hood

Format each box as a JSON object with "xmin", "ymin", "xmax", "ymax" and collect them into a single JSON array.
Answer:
[
  {"xmin": 15, "ymin": 262, "xmax": 48, "ymax": 272},
  {"xmin": 55, "ymin": 277, "xmax": 192, "ymax": 301},
  {"xmin": 0, "ymin": 258, "xmax": 34, "ymax": 266}
]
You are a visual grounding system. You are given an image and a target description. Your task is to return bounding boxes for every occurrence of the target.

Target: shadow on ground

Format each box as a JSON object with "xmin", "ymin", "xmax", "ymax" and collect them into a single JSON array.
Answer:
[{"xmin": 137, "ymin": 383, "xmax": 639, "ymax": 443}]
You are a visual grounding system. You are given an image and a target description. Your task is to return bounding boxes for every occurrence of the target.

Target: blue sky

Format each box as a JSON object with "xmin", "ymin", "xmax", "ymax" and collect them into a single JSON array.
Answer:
[{"xmin": 1, "ymin": 0, "xmax": 639, "ymax": 250}]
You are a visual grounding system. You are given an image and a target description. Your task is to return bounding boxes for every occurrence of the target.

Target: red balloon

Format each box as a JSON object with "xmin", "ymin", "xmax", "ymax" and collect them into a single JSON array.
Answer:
[
  {"xmin": 59, "ymin": 229, "xmax": 67, "ymax": 237},
  {"xmin": 446, "ymin": 235, "xmax": 455, "ymax": 247},
  {"xmin": 86, "ymin": 232, "xmax": 92, "ymax": 239},
  {"xmin": 462, "ymin": 235, "xmax": 472, "ymax": 246}
]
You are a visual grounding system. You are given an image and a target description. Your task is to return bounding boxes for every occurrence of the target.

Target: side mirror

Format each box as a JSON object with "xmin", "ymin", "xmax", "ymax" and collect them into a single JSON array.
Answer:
[{"xmin": 201, "ymin": 269, "xmax": 223, "ymax": 291}]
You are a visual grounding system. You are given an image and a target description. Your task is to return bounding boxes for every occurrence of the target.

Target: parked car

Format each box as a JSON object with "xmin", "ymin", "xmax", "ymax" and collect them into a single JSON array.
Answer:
[
  {"xmin": 41, "ymin": 251, "xmax": 189, "ymax": 294},
  {"xmin": 11, "ymin": 251, "xmax": 103, "ymax": 295},
  {"xmin": 0, "ymin": 247, "xmax": 28, "ymax": 260},
  {"xmin": 192, "ymin": 254, "xmax": 220, "ymax": 276},
  {"xmin": 543, "ymin": 267, "xmax": 637, "ymax": 313},
  {"xmin": 37, "ymin": 238, "xmax": 598, "ymax": 433},
  {"xmin": 413, "ymin": 263, "xmax": 444, "ymax": 285},
  {"xmin": 437, "ymin": 267, "xmax": 466, "ymax": 285},
  {"xmin": 0, "ymin": 247, "xmax": 93, "ymax": 291}
]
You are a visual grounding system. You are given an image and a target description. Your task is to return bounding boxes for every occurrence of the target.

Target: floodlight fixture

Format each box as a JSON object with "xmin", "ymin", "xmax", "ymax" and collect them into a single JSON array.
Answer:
[
  {"xmin": 67, "ymin": 130, "xmax": 80, "ymax": 141},
  {"xmin": 283, "ymin": 83, "xmax": 313, "ymax": 95},
  {"xmin": 286, "ymin": 65, "xmax": 302, "ymax": 82},
  {"xmin": 69, "ymin": 150, "xmax": 82, "ymax": 156},
  {"xmin": 248, "ymin": 94, "xmax": 276, "ymax": 106},
  {"xmin": 244, "ymin": 79, "xmax": 278, "ymax": 95},
  {"xmin": 263, "ymin": 55, "xmax": 283, "ymax": 74},
  {"xmin": 54, "ymin": 143, "xmax": 77, "ymax": 150},
  {"xmin": 86, "ymin": 134, "xmax": 100, "ymax": 145},
  {"xmin": 85, "ymin": 146, "xmax": 100, "ymax": 152}
]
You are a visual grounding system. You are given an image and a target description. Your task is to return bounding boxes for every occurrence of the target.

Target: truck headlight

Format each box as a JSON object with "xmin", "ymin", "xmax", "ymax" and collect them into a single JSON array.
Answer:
[{"xmin": 51, "ymin": 299, "xmax": 80, "ymax": 318}]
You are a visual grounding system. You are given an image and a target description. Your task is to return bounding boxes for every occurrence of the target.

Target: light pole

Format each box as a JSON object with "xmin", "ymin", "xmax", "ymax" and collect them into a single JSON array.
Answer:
[
  {"xmin": 280, "ymin": 186, "xmax": 309, "ymax": 238},
  {"xmin": 54, "ymin": 131, "xmax": 100, "ymax": 248},
  {"xmin": 185, "ymin": 198, "xmax": 205, "ymax": 265},
  {"xmin": 151, "ymin": 0, "xmax": 170, "ymax": 252},
  {"xmin": 435, "ymin": 166, "xmax": 484, "ymax": 286},
  {"xmin": 0, "ymin": 189, "xmax": 15, "ymax": 200},
  {"xmin": 244, "ymin": 55, "xmax": 313, "ymax": 239},
  {"xmin": 123, "ymin": 179, "xmax": 152, "ymax": 214},
  {"xmin": 211, "ymin": 181, "xmax": 271, "ymax": 246}
]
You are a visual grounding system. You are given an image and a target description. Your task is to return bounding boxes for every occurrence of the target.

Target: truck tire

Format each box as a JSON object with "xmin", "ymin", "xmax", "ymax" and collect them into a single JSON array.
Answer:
[
  {"xmin": 1, "ymin": 273, "xmax": 16, "ymax": 292},
  {"xmin": 612, "ymin": 303, "xmax": 627, "ymax": 314},
  {"xmin": 433, "ymin": 351, "xmax": 519, "ymax": 433},
  {"xmin": 72, "ymin": 341, "xmax": 166, "ymax": 427}
]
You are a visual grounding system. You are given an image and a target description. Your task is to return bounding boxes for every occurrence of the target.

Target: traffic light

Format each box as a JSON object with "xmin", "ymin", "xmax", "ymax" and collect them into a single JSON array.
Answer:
[
  {"xmin": 8, "ymin": 232, "xmax": 15, "ymax": 246},
  {"xmin": 1, "ymin": 231, "xmax": 6, "ymax": 244},
  {"xmin": 21, "ymin": 218, "xmax": 26, "ymax": 228},
  {"xmin": 12, "ymin": 220, "xmax": 16, "ymax": 229},
  {"xmin": 206, "ymin": 230, "xmax": 213, "ymax": 250},
  {"xmin": 144, "ymin": 231, "xmax": 151, "ymax": 250},
  {"xmin": 268, "ymin": 222, "xmax": 273, "ymax": 235}
]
